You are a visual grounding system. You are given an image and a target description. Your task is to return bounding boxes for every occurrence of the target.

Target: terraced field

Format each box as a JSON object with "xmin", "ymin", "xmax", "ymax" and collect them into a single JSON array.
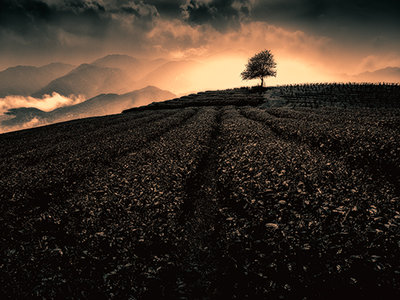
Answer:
[
  {"xmin": 1, "ymin": 97, "xmax": 400, "ymax": 298},
  {"xmin": 277, "ymin": 83, "xmax": 400, "ymax": 108}
]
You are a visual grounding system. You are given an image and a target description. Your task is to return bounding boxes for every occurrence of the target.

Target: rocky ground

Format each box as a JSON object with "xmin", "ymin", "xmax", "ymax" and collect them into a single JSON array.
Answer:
[{"xmin": 1, "ymin": 100, "xmax": 400, "ymax": 298}]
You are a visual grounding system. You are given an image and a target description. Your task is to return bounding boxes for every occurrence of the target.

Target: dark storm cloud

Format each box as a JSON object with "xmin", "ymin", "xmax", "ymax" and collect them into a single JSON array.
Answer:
[
  {"xmin": 146, "ymin": 0, "xmax": 186, "ymax": 18},
  {"xmin": 0, "ymin": 0, "xmax": 399, "ymax": 70},
  {"xmin": 0, "ymin": 0, "xmax": 160, "ymax": 34},
  {"xmin": 0, "ymin": 1, "xmax": 107, "ymax": 37},
  {"xmin": 252, "ymin": 0, "xmax": 400, "ymax": 37},
  {"xmin": 181, "ymin": 0, "xmax": 253, "ymax": 31},
  {"xmin": 1, "ymin": 0, "xmax": 398, "ymax": 46},
  {"xmin": 0, "ymin": 0, "xmax": 158, "ymax": 56},
  {"xmin": 152, "ymin": 0, "xmax": 399, "ymax": 35}
]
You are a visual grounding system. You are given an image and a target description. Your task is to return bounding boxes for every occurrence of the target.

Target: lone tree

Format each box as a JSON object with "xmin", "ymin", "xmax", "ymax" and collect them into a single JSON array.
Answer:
[{"xmin": 241, "ymin": 50, "xmax": 277, "ymax": 87}]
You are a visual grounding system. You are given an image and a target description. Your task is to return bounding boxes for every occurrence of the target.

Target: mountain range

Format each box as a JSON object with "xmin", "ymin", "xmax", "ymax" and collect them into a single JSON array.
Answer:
[
  {"xmin": 0, "ymin": 54, "xmax": 199, "ymax": 132},
  {"xmin": 32, "ymin": 63, "xmax": 133, "ymax": 99},
  {"xmin": 0, "ymin": 63, "xmax": 75, "ymax": 97},
  {"xmin": 91, "ymin": 54, "xmax": 168, "ymax": 76},
  {"xmin": 0, "ymin": 54, "xmax": 201, "ymax": 99},
  {"xmin": 350, "ymin": 67, "xmax": 400, "ymax": 83},
  {"xmin": 2, "ymin": 86, "xmax": 175, "ymax": 130}
]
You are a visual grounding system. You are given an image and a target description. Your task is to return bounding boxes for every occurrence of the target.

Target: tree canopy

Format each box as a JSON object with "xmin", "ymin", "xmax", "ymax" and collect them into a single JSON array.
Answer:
[{"xmin": 241, "ymin": 50, "xmax": 277, "ymax": 87}]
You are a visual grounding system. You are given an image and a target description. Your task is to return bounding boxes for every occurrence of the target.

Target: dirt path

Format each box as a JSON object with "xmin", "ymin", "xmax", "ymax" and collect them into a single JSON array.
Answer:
[{"xmin": 171, "ymin": 107, "xmax": 228, "ymax": 298}]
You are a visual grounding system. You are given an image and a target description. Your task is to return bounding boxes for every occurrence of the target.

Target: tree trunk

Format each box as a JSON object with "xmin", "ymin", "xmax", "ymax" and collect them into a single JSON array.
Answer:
[{"xmin": 260, "ymin": 77, "xmax": 264, "ymax": 87}]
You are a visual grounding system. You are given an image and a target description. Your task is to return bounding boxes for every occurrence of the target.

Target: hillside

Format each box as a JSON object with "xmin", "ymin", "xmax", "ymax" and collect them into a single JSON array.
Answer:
[
  {"xmin": 2, "ymin": 86, "xmax": 175, "ymax": 129},
  {"xmin": 30, "ymin": 56, "xmax": 192, "ymax": 99},
  {"xmin": 1, "ymin": 87, "xmax": 400, "ymax": 298},
  {"xmin": 351, "ymin": 67, "xmax": 400, "ymax": 83},
  {"xmin": 137, "ymin": 60, "xmax": 202, "ymax": 92},
  {"xmin": 0, "ymin": 55, "xmax": 202, "ymax": 103},
  {"xmin": 44, "ymin": 86, "xmax": 175, "ymax": 123},
  {"xmin": 124, "ymin": 87, "xmax": 265, "ymax": 112},
  {"xmin": 91, "ymin": 54, "xmax": 143, "ymax": 73},
  {"xmin": 124, "ymin": 83, "xmax": 400, "ymax": 112},
  {"xmin": 0, "ymin": 63, "xmax": 75, "ymax": 97},
  {"xmin": 91, "ymin": 54, "xmax": 167, "ymax": 79},
  {"xmin": 32, "ymin": 64, "xmax": 134, "ymax": 98}
]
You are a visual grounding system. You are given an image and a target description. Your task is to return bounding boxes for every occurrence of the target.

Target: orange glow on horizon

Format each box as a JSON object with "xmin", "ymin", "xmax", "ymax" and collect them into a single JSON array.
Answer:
[{"xmin": 170, "ymin": 54, "xmax": 339, "ymax": 95}]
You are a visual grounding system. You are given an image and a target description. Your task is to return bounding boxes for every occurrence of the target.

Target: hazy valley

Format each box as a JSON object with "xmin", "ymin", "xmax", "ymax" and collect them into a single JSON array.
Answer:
[{"xmin": 0, "ymin": 54, "xmax": 194, "ymax": 132}]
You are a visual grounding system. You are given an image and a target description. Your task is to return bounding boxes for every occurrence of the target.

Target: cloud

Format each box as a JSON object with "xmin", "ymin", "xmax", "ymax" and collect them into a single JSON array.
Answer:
[
  {"xmin": 0, "ymin": 0, "xmax": 160, "ymax": 65},
  {"xmin": 147, "ymin": 19, "xmax": 342, "ymax": 85},
  {"xmin": 149, "ymin": 19, "xmax": 334, "ymax": 65},
  {"xmin": 0, "ymin": 92, "xmax": 85, "ymax": 133},
  {"xmin": 1, "ymin": 0, "xmax": 399, "ymax": 50},
  {"xmin": 0, "ymin": 0, "xmax": 399, "ymax": 77},
  {"xmin": 251, "ymin": 0, "xmax": 400, "ymax": 40},
  {"xmin": 0, "ymin": 116, "xmax": 44, "ymax": 134},
  {"xmin": 357, "ymin": 54, "xmax": 400, "ymax": 74},
  {"xmin": 145, "ymin": 0, "xmax": 186, "ymax": 18},
  {"xmin": 0, "ymin": 93, "xmax": 85, "ymax": 114},
  {"xmin": 181, "ymin": 0, "xmax": 254, "ymax": 31}
]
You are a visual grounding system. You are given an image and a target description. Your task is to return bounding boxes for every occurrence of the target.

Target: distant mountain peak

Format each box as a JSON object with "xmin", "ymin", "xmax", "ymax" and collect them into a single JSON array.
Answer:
[
  {"xmin": 3, "ymin": 65, "xmax": 37, "ymax": 71},
  {"xmin": 94, "ymin": 54, "xmax": 136, "ymax": 60},
  {"xmin": 92, "ymin": 54, "xmax": 139, "ymax": 65},
  {"xmin": 90, "ymin": 54, "xmax": 144, "ymax": 76},
  {"xmin": 140, "ymin": 85, "xmax": 165, "ymax": 91},
  {"xmin": 348, "ymin": 66, "xmax": 400, "ymax": 83},
  {"xmin": 74, "ymin": 63, "xmax": 94, "ymax": 70},
  {"xmin": 32, "ymin": 63, "xmax": 133, "ymax": 98},
  {"xmin": 356, "ymin": 66, "xmax": 399, "ymax": 75},
  {"xmin": 0, "ymin": 63, "xmax": 75, "ymax": 97}
]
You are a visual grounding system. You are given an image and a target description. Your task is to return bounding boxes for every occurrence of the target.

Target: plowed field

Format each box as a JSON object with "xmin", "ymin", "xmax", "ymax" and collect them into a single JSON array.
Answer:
[{"xmin": 1, "ymin": 105, "xmax": 400, "ymax": 299}]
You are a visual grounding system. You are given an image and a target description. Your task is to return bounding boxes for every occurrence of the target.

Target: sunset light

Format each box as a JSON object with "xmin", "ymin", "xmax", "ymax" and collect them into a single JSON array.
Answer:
[
  {"xmin": 1, "ymin": 1, "xmax": 400, "ymax": 298},
  {"xmin": 1, "ymin": 0, "xmax": 398, "ymax": 130}
]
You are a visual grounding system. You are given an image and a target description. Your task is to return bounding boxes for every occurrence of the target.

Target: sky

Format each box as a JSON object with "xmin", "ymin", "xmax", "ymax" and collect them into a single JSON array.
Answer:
[{"xmin": 0, "ymin": 0, "xmax": 399, "ymax": 84}]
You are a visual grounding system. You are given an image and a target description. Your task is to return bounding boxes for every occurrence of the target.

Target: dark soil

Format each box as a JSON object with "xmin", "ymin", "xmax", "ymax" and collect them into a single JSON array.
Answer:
[{"xmin": 1, "ymin": 100, "xmax": 400, "ymax": 298}]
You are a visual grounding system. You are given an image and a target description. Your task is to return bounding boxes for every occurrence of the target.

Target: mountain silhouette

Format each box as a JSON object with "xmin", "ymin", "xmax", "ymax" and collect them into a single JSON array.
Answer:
[
  {"xmin": 91, "ymin": 54, "xmax": 169, "ymax": 82},
  {"xmin": 351, "ymin": 67, "xmax": 400, "ymax": 83},
  {"xmin": 32, "ymin": 63, "xmax": 134, "ymax": 98},
  {"xmin": 0, "ymin": 63, "xmax": 75, "ymax": 97},
  {"xmin": 46, "ymin": 86, "xmax": 175, "ymax": 121},
  {"xmin": 1, "ymin": 55, "xmax": 199, "ymax": 100},
  {"xmin": 138, "ymin": 60, "xmax": 202, "ymax": 93},
  {"xmin": 2, "ymin": 86, "xmax": 175, "ymax": 129},
  {"xmin": 91, "ymin": 54, "xmax": 143, "ymax": 73}
]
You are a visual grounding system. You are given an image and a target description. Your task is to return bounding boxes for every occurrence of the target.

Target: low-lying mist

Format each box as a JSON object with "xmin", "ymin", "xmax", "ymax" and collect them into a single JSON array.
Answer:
[
  {"xmin": 0, "ymin": 85, "xmax": 175, "ymax": 134},
  {"xmin": 0, "ymin": 93, "xmax": 86, "ymax": 133},
  {"xmin": 0, "ymin": 93, "xmax": 85, "ymax": 114},
  {"xmin": 0, "ymin": 115, "xmax": 47, "ymax": 134}
]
